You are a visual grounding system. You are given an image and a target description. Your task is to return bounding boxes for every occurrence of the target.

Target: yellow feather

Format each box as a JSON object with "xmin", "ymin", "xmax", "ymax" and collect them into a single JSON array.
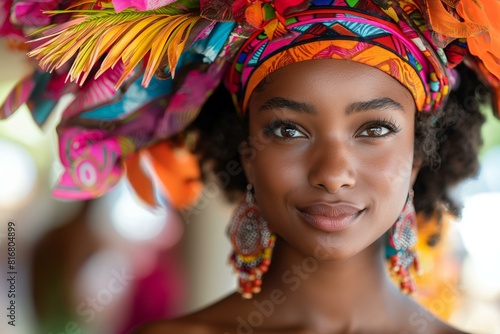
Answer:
[
  {"xmin": 122, "ymin": 19, "xmax": 165, "ymax": 61},
  {"xmin": 96, "ymin": 15, "xmax": 160, "ymax": 77},
  {"xmin": 166, "ymin": 17, "xmax": 198, "ymax": 78},
  {"xmin": 70, "ymin": 40, "xmax": 96, "ymax": 84},
  {"xmin": 142, "ymin": 15, "xmax": 197, "ymax": 84},
  {"xmin": 29, "ymin": 7, "xmax": 202, "ymax": 88},
  {"xmin": 89, "ymin": 23, "xmax": 132, "ymax": 67},
  {"xmin": 116, "ymin": 21, "xmax": 168, "ymax": 87},
  {"xmin": 58, "ymin": 25, "xmax": 102, "ymax": 69},
  {"xmin": 144, "ymin": 23, "xmax": 178, "ymax": 84}
]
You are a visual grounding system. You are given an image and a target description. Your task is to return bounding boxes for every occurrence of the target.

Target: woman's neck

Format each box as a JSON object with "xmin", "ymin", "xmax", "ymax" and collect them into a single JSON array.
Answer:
[{"xmin": 255, "ymin": 235, "xmax": 405, "ymax": 331}]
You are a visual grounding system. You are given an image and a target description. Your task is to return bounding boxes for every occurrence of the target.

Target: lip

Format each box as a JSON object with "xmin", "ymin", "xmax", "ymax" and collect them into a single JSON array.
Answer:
[{"xmin": 297, "ymin": 203, "xmax": 365, "ymax": 232}]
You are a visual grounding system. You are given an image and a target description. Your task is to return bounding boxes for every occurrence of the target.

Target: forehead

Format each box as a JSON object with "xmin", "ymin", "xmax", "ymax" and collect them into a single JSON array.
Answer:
[{"xmin": 248, "ymin": 59, "xmax": 415, "ymax": 113}]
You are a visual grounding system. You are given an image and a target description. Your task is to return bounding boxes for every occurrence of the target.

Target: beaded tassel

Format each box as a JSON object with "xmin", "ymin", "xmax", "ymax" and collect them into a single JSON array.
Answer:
[
  {"xmin": 387, "ymin": 190, "xmax": 420, "ymax": 294},
  {"xmin": 227, "ymin": 185, "xmax": 276, "ymax": 299}
]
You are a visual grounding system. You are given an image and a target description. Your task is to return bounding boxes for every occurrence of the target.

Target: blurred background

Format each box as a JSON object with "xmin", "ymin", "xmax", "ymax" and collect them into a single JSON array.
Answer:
[{"xmin": 1, "ymin": 38, "xmax": 500, "ymax": 334}]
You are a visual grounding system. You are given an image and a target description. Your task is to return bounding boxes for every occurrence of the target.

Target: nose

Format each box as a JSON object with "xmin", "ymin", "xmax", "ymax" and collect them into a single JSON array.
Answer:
[{"xmin": 307, "ymin": 139, "xmax": 356, "ymax": 193}]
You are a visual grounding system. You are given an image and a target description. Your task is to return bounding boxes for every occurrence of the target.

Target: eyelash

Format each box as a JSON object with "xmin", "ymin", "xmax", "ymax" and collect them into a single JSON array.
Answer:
[
  {"xmin": 263, "ymin": 117, "xmax": 401, "ymax": 140},
  {"xmin": 358, "ymin": 117, "xmax": 402, "ymax": 137},
  {"xmin": 263, "ymin": 119, "xmax": 305, "ymax": 140}
]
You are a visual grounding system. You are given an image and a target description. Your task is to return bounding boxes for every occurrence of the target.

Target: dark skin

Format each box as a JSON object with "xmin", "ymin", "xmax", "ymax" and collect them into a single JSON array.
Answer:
[{"xmin": 134, "ymin": 60, "xmax": 467, "ymax": 333}]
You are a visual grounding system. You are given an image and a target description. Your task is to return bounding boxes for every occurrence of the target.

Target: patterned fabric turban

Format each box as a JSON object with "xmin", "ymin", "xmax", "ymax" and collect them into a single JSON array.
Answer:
[{"xmin": 228, "ymin": 0, "xmax": 454, "ymax": 113}]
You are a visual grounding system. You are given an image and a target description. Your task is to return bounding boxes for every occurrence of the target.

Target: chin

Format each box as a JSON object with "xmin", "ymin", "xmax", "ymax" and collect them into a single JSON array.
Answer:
[
  {"xmin": 313, "ymin": 241, "xmax": 366, "ymax": 262},
  {"xmin": 279, "ymin": 231, "xmax": 368, "ymax": 262}
]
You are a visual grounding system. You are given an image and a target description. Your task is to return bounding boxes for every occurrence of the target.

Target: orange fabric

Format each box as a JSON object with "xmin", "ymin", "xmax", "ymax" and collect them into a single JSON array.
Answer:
[
  {"xmin": 244, "ymin": 40, "xmax": 426, "ymax": 111},
  {"xmin": 245, "ymin": 3, "xmax": 266, "ymax": 28},
  {"xmin": 125, "ymin": 141, "xmax": 203, "ymax": 209},
  {"xmin": 148, "ymin": 142, "xmax": 203, "ymax": 209},
  {"xmin": 457, "ymin": 0, "xmax": 500, "ymax": 80},
  {"xmin": 426, "ymin": 0, "xmax": 485, "ymax": 38},
  {"xmin": 126, "ymin": 152, "xmax": 157, "ymax": 206},
  {"xmin": 426, "ymin": 0, "xmax": 500, "ymax": 81}
]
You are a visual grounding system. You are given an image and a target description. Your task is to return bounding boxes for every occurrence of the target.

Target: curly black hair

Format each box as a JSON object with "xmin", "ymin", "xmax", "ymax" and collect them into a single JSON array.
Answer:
[
  {"xmin": 413, "ymin": 64, "xmax": 487, "ymax": 217},
  {"xmin": 190, "ymin": 63, "xmax": 487, "ymax": 221}
]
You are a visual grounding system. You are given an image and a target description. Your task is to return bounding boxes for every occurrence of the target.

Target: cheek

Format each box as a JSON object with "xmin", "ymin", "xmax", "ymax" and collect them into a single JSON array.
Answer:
[
  {"xmin": 247, "ymin": 144, "xmax": 310, "ymax": 227},
  {"xmin": 359, "ymin": 140, "xmax": 415, "ymax": 222},
  {"xmin": 246, "ymin": 123, "xmax": 307, "ymax": 193},
  {"xmin": 364, "ymin": 150, "xmax": 414, "ymax": 189},
  {"xmin": 251, "ymin": 145, "xmax": 303, "ymax": 196},
  {"xmin": 361, "ymin": 123, "xmax": 415, "ymax": 189}
]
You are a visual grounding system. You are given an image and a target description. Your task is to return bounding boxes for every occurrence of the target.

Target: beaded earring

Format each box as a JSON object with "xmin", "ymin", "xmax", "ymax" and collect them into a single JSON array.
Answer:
[
  {"xmin": 227, "ymin": 184, "xmax": 276, "ymax": 299},
  {"xmin": 386, "ymin": 190, "xmax": 420, "ymax": 294}
]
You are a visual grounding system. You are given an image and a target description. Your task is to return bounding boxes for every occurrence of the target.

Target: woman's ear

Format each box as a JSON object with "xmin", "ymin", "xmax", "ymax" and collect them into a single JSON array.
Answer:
[
  {"xmin": 239, "ymin": 140, "xmax": 255, "ymax": 185},
  {"xmin": 410, "ymin": 156, "xmax": 423, "ymax": 188}
]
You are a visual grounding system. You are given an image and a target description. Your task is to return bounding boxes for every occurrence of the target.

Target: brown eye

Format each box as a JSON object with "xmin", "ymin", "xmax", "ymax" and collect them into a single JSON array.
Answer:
[
  {"xmin": 279, "ymin": 127, "xmax": 300, "ymax": 138},
  {"xmin": 359, "ymin": 126, "xmax": 390, "ymax": 137},
  {"xmin": 264, "ymin": 120, "xmax": 308, "ymax": 140},
  {"xmin": 272, "ymin": 125, "xmax": 306, "ymax": 139}
]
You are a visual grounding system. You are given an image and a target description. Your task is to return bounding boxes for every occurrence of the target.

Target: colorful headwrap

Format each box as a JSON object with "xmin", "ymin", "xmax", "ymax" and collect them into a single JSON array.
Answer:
[
  {"xmin": 229, "ymin": 0, "xmax": 457, "ymax": 112},
  {"xmin": 0, "ymin": 0, "xmax": 499, "ymax": 204}
]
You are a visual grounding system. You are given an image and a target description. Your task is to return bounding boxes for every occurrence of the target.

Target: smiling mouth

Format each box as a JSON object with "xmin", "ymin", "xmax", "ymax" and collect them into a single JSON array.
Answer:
[{"xmin": 297, "ymin": 204, "xmax": 365, "ymax": 232}]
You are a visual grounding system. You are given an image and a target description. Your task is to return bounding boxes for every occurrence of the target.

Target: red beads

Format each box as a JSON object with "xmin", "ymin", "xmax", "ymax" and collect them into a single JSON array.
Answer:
[{"xmin": 388, "ymin": 254, "xmax": 417, "ymax": 295}]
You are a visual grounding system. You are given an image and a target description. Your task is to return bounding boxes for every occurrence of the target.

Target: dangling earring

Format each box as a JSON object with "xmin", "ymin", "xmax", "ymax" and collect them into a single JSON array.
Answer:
[
  {"xmin": 227, "ymin": 184, "xmax": 276, "ymax": 299},
  {"xmin": 386, "ymin": 190, "xmax": 420, "ymax": 294}
]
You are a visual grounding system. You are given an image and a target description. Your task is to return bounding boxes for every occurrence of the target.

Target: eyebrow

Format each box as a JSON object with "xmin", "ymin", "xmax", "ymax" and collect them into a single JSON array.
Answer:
[
  {"xmin": 345, "ymin": 98, "xmax": 405, "ymax": 115},
  {"xmin": 258, "ymin": 97, "xmax": 315, "ymax": 114},
  {"xmin": 257, "ymin": 96, "xmax": 405, "ymax": 115}
]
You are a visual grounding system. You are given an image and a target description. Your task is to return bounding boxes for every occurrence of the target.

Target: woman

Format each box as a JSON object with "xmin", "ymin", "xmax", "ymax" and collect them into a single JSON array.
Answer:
[
  {"xmin": 134, "ymin": 65, "xmax": 474, "ymax": 333},
  {"xmin": 0, "ymin": 0, "xmax": 498, "ymax": 333},
  {"xmin": 133, "ymin": 19, "xmax": 487, "ymax": 334}
]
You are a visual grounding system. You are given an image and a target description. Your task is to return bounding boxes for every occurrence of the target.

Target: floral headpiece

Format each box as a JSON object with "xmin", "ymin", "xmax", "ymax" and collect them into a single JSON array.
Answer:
[{"xmin": 0, "ymin": 0, "xmax": 499, "ymax": 206}]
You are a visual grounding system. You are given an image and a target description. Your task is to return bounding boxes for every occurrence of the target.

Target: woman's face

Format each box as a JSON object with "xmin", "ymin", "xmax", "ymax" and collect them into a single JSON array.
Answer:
[{"xmin": 242, "ymin": 59, "xmax": 419, "ymax": 260}]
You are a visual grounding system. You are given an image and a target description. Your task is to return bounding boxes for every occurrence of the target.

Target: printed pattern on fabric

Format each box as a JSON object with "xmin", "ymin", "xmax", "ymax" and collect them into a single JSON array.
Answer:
[{"xmin": 228, "ymin": 0, "xmax": 452, "ymax": 113}]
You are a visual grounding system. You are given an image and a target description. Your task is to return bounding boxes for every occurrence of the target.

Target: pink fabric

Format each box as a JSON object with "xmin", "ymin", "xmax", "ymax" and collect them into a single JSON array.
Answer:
[
  {"xmin": 13, "ymin": 0, "xmax": 61, "ymax": 26},
  {"xmin": 112, "ymin": 0, "xmax": 177, "ymax": 11}
]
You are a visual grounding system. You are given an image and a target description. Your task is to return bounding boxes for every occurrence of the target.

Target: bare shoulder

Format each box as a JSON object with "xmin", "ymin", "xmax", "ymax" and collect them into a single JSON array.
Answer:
[
  {"xmin": 404, "ymin": 308, "xmax": 470, "ymax": 334},
  {"xmin": 131, "ymin": 319, "xmax": 224, "ymax": 334},
  {"xmin": 431, "ymin": 321, "xmax": 471, "ymax": 334},
  {"xmin": 131, "ymin": 293, "xmax": 243, "ymax": 334},
  {"xmin": 393, "ymin": 292, "xmax": 470, "ymax": 334}
]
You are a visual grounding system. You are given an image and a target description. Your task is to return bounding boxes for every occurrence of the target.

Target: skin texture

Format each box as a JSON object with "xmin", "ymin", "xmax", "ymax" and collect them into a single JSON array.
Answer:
[{"xmin": 133, "ymin": 60, "xmax": 467, "ymax": 334}]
